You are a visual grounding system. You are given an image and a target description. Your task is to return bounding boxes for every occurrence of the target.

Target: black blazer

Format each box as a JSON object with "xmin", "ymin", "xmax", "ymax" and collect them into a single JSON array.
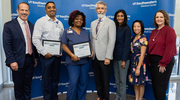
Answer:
[{"xmin": 3, "ymin": 18, "xmax": 38, "ymax": 68}]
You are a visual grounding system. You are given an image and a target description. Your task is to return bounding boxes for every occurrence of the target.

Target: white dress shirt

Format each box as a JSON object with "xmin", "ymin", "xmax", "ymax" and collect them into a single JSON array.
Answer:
[
  {"xmin": 17, "ymin": 17, "xmax": 31, "ymax": 54},
  {"xmin": 32, "ymin": 15, "xmax": 64, "ymax": 56}
]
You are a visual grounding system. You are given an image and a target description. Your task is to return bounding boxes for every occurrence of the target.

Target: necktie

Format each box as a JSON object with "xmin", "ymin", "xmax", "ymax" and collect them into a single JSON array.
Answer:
[
  {"xmin": 96, "ymin": 19, "xmax": 101, "ymax": 34},
  {"xmin": 24, "ymin": 21, "xmax": 32, "ymax": 55}
]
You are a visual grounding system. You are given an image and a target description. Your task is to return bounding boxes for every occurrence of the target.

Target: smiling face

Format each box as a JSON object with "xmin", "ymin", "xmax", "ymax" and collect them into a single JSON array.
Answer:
[
  {"xmin": 17, "ymin": 3, "xmax": 30, "ymax": 21},
  {"xmin": 133, "ymin": 22, "xmax": 141, "ymax": 35},
  {"xmin": 116, "ymin": 12, "xmax": 124, "ymax": 26},
  {"xmin": 96, "ymin": 4, "xmax": 106, "ymax": 18},
  {"xmin": 155, "ymin": 12, "xmax": 165, "ymax": 27},
  {"xmin": 73, "ymin": 15, "xmax": 83, "ymax": 27},
  {"xmin": 45, "ymin": 3, "xmax": 56, "ymax": 18}
]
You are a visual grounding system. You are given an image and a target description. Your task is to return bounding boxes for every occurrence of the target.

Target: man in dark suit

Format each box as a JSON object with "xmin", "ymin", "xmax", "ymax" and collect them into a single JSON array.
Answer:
[{"xmin": 3, "ymin": 2, "xmax": 38, "ymax": 100}]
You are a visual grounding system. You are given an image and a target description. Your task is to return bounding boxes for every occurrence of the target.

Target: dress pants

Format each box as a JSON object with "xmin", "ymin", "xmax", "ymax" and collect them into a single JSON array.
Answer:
[
  {"xmin": 113, "ymin": 60, "xmax": 130, "ymax": 100},
  {"xmin": 92, "ymin": 56, "xmax": 111, "ymax": 100},
  {"xmin": 40, "ymin": 55, "xmax": 61, "ymax": 100},
  {"xmin": 12, "ymin": 55, "xmax": 34, "ymax": 100},
  {"xmin": 66, "ymin": 62, "xmax": 90, "ymax": 100},
  {"xmin": 150, "ymin": 55, "xmax": 174, "ymax": 100}
]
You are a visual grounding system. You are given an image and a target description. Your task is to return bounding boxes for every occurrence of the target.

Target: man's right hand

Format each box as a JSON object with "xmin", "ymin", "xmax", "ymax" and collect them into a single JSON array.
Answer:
[
  {"xmin": 45, "ymin": 53, "xmax": 52, "ymax": 58},
  {"xmin": 10, "ymin": 62, "xmax": 18, "ymax": 71}
]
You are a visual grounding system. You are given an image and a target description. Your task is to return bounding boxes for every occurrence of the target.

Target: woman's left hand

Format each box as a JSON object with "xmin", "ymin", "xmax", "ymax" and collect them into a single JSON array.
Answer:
[
  {"xmin": 135, "ymin": 68, "xmax": 140, "ymax": 76},
  {"xmin": 158, "ymin": 65, "xmax": 166, "ymax": 73},
  {"xmin": 89, "ymin": 51, "xmax": 94, "ymax": 58}
]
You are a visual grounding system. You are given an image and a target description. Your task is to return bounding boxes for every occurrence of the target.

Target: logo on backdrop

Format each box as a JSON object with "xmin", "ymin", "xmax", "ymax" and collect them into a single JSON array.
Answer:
[
  {"xmin": 28, "ymin": 0, "xmax": 46, "ymax": 7},
  {"xmin": 144, "ymin": 27, "xmax": 155, "ymax": 33},
  {"xmin": 56, "ymin": 15, "xmax": 69, "ymax": 20},
  {"xmin": 33, "ymin": 76, "xmax": 42, "ymax": 80},
  {"xmin": 132, "ymin": 0, "xmax": 157, "ymax": 7},
  {"xmin": 168, "ymin": 13, "xmax": 175, "ymax": 17},
  {"xmin": 107, "ymin": 15, "xmax": 131, "ymax": 20},
  {"xmin": 81, "ymin": 4, "xmax": 95, "ymax": 9},
  {"xmin": 11, "ymin": 13, "xmax": 18, "ymax": 19},
  {"xmin": 58, "ymin": 82, "xmax": 69, "ymax": 87}
]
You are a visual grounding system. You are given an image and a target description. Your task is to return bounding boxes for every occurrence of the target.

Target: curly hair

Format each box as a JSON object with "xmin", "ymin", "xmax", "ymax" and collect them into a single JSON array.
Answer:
[
  {"xmin": 68, "ymin": 10, "xmax": 86, "ymax": 27},
  {"xmin": 153, "ymin": 10, "xmax": 170, "ymax": 28}
]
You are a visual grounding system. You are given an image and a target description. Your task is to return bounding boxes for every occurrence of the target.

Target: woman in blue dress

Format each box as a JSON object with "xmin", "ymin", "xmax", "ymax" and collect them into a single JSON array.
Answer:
[
  {"xmin": 62, "ymin": 10, "xmax": 93, "ymax": 100},
  {"xmin": 129, "ymin": 20, "xmax": 148, "ymax": 100}
]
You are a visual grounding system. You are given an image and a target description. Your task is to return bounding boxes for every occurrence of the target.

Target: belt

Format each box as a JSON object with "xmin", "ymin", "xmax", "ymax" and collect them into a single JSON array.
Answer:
[{"xmin": 25, "ymin": 54, "xmax": 32, "ymax": 57}]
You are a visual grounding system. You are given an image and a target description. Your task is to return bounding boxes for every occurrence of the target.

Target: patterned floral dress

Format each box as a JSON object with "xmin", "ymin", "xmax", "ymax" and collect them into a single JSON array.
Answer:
[{"xmin": 129, "ymin": 34, "xmax": 148, "ymax": 86}]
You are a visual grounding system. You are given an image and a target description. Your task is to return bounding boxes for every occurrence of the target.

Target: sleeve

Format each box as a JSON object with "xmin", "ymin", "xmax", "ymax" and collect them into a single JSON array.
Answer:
[
  {"xmin": 3, "ymin": 23, "xmax": 16, "ymax": 66},
  {"xmin": 159, "ymin": 28, "xmax": 177, "ymax": 67},
  {"xmin": 32, "ymin": 19, "xmax": 47, "ymax": 56},
  {"xmin": 139, "ymin": 35, "xmax": 148, "ymax": 46},
  {"xmin": 61, "ymin": 29, "xmax": 68, "ymax": 45},
  {"xmin": 59, "ymin": 21, "xmax": 64, "ymax": 40},
  {"xmin": 105, "ymin": 20, "xmax": 116, "ymax": 59},
  {"xmin": 122, "ymin": 26, "xmax": 131, "ymax": 61}
]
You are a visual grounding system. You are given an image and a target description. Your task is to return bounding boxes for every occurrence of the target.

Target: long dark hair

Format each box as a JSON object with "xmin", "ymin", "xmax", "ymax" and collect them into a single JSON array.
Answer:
[{"xmin": 114, "ymin": 9, "xmax": 128, "ymax": 28}]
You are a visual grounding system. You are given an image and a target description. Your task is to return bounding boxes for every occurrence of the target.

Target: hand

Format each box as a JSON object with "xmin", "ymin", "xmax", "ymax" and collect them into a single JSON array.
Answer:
[
  {"xmin": 135, "ymin": 68, "xmax": 140, "ymax": 76},
  {"xmin": 10, "ymin": 62, "xmax": 18, "ymax": 71},
  {"xmin": 121, "ymin": 61, "xmax": 126, "ymax": 69},
  {"xmin": 158, "ymin": 65, "xmax": 166, "ymax": 73},
  {"xmin": 34, "ymin": 59, "xmax": 38, "ymax": 67},
  {"xmin": 71, "ymin": 55, "xmax": 80, "ymax": 61},
  {"xmin": 104, "ymin": 58, "xmax": 110, "ymax": 65},
  {"xmin": 44, "ymin": 53, "xmax": 52, "ymax": 58},
  {"xmin": 89, "ymin": 51, "xmax": 94, "ymax": 58},
  {"xmin": 57, "ymin": 52, "xmax": 62, "ymax": 57}
]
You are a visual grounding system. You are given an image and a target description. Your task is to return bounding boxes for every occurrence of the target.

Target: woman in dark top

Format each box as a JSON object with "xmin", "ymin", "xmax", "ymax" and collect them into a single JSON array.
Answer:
[
  {"xmin": 147, "ymin": 10, "xmax": 177, "ymax": 100},
  {"xmin": 113, "ymin": 9, "xmax": 131, "ymax": 100},
  {"xmin": 62, "ymin": 10, "xmax": 93, "ymax": 100}
]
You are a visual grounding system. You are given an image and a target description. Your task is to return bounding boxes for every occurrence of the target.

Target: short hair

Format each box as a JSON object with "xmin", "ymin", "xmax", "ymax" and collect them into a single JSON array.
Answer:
[
  {"xmin": 132, "ymin": 20, "xmax": 144, "ymax": 35},
  {"xmin": 68, "ymin": 10, "xmax": 86, "ymax": 27},
  {"xmin": 153, "ymin": 10, "xmax": 170, "ymax": 28},
  {"xmin": 18, "ymin": 2, "xmax": 30, "ymax": 10},
  {"xmin": 114, "ymin": 9, "xmax": 128, "ymax": 28},
  {"xmin": 95, "ymin": 1, "xmax": 107, "ymax": 9},
  {"xmin": 45, "ymin": 1, "xmax": 56, "ymax": 9}
]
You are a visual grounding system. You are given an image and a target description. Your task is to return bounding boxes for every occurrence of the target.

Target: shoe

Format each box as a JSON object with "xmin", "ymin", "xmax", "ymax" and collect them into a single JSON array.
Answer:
[{"xmin": 96, "ymin": 97, "xmax": 103, "ymax": 100}]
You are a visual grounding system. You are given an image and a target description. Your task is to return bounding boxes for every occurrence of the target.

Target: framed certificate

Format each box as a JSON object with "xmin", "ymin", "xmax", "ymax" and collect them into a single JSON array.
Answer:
[
  {"xmin": 72, "ymin": 41, "xmax": 91, "ymax": 58},
  {"xmin": 42, "ymin": 40, "xmax": 61, "ymax": 56}
]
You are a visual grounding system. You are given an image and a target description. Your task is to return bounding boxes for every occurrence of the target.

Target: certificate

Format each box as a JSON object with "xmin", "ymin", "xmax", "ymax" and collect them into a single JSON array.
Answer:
[
  {"xmin": 72, "ymin": 41, "xmax": 91, "ymax": 58},
  {"xmin": 42, "ymin": 40, "xmax": 61, "ymax": 56}
]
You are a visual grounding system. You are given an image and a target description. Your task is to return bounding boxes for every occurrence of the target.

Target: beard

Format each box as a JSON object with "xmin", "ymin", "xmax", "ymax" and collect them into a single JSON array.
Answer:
[{"xmin": 97, "ymin": 12, "xmax": 105, "ymax": 19}]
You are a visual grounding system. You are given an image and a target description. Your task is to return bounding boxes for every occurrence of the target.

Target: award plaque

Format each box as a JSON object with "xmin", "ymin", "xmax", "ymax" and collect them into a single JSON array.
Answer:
[
  {"xmin": 72, "ymin": 41, "xmax": 91, "ymax": 58},
  {"xmin": 42, "ymin": 40, "xmax": 61, "ymax": 56}
]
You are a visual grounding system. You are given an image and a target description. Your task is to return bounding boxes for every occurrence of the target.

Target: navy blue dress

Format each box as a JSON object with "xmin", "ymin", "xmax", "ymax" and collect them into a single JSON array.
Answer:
[{"xmin": 129, "ymin": 34, "xmax": 148, "ymax": 85}]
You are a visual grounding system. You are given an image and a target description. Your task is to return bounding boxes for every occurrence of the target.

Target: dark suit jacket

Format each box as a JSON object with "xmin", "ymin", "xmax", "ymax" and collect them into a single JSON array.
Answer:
[{"xmin": 3, "ymin": 18, "xmax": 38, "ymax": 68}]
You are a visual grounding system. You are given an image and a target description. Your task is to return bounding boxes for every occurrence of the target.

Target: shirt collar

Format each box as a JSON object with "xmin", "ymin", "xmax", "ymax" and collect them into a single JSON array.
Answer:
[
  {"xmin": 17, "ymin": 17, "xmax": 27, "ymax": 24},
  {"xmin": 45, "ymin": 14, "xmax": 58, "ymax": 22},
  {"xmin": 98, "ymin": 16, "xmax": 106, "ymax": 22}
]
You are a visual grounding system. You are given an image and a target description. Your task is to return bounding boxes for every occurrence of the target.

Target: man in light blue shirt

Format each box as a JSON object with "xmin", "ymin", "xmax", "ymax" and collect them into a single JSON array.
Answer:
[{"xmin": 32, "ymin": 1, "xmax": 64, "ymax": 100}]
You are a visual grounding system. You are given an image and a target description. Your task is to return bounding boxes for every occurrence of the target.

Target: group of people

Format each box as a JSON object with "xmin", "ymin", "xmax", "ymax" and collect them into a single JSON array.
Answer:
[{"xmin": 2, "ymin": 1, "xmax": 176, "ymax": 100}]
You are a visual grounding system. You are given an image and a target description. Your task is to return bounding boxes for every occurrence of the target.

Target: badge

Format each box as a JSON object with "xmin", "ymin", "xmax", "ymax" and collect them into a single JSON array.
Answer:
[
  {"xmin": 134, "ymin": 43, "xmax": 139, "ymax": 46},
  {"xmin": 67, "ymin": 26, "xmax": 73, "ymax": 34}
]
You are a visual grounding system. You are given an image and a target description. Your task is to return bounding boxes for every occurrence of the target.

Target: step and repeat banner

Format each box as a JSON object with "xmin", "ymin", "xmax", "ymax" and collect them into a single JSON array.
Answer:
[{"xmin": 11, "ymin": 0, "xmax": 176, "ymax": 99}]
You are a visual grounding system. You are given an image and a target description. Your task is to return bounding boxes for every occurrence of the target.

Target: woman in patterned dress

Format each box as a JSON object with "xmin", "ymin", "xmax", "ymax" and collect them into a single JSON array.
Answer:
[{"xmin": 129, "ymin": 20, "xmax": 148, "ymax": 100}]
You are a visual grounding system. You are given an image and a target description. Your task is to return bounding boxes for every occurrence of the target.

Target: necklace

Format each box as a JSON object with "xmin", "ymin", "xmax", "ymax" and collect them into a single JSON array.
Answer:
[{"xmin": 153, "ymin": 30, "xmax": 160, "ymax": 42}]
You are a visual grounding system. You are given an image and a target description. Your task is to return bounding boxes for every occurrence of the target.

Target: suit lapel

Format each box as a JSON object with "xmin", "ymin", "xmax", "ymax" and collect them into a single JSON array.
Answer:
[
  {"xmin": 92, "ymin": 19, "xmax": 98, "ymax": 38},
  {"xmin": 14, "ymin": 18, "xmax": 25, "ymax": 43},
  {"xmin": 96, "ymin": 17, "xmax": 107, "ymax": 37}
]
